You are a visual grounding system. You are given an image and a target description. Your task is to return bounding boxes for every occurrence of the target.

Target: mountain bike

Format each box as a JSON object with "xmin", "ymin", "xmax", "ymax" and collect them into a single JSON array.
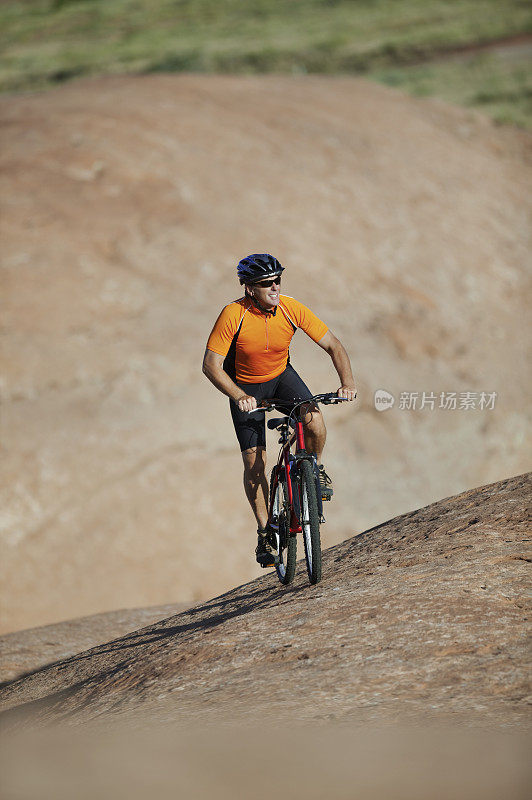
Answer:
[{"xmin": 259, "ymin": 392, "xmax": 351, "ymax": 586}]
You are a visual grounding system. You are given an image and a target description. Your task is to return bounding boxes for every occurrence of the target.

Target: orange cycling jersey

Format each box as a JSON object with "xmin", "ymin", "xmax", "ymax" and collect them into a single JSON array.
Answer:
[{"xmin": 206, "ymin": 295, "xmax": 328, "ymax": 383}]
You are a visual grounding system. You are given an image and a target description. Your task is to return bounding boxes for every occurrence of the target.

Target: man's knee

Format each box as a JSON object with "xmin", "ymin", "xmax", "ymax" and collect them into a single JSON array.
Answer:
[{"xmin": 302, "ymin": 405, "xmax": 326, "ymax": 434}]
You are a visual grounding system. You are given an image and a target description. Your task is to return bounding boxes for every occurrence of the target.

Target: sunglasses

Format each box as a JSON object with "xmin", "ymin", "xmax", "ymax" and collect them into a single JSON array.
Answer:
[{"xmin": 253, "ymin": 276, "xmax": 282, "ymax": 288}]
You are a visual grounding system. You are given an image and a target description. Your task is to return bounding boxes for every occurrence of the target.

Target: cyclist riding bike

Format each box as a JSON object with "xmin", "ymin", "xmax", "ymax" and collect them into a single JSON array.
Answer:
[{"xmin": 202, "ymin": 254, "xmax": 356, "ymax": 567}]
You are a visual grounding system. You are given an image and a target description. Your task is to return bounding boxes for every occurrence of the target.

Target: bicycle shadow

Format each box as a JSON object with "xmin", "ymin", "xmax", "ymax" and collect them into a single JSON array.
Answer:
[
  {"xmin": 0, "ymin": 573, "xmax": 312, "ymax": 693},
  {"xmin": 0, "ymin": 574, "xmax": 320, "ymax": 725}
]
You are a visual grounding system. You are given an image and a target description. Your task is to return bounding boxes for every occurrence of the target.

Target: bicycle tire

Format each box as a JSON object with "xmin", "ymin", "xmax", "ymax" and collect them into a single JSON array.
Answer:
[
  {"xmin": 270, "ymin": 466, "xmax": 297, "ymax": 585},
  {"xmin": 299, "ymin": 458, "xmax": 322, "ymax": 584}
]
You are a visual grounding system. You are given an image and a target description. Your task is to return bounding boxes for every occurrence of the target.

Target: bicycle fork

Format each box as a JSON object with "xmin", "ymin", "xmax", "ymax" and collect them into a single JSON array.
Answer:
[{"xmin": 294, "ymin": 451, "xmax": 326, "ymax": 524}]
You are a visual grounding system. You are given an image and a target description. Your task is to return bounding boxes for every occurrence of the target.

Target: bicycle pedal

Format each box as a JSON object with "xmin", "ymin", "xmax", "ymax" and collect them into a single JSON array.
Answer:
[{"xmin": 260, "ymin": 558, "xmax": 279, "ymax": 568}]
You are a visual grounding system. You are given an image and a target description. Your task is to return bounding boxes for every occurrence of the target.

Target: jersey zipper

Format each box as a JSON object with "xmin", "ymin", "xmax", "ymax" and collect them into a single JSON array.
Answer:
[{"xmin": 265, "ymin": 315, "xmax": 269, "ymax": 351}]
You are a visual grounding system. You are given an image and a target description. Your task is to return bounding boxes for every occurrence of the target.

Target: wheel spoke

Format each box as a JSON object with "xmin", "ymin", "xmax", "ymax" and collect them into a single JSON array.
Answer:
[{"xmin": 269, "ymin": 466, "xmax": 296, "ymax": 585}]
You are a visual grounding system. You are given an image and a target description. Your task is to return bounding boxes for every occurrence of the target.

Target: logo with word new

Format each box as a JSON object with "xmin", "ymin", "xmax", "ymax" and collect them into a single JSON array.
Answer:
[{"xmin": 374, "ymin": 389, "xmax": 395, "ymax": 411}]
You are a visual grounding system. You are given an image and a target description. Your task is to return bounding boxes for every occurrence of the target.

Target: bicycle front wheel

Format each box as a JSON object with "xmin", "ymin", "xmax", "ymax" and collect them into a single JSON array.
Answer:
[
  {"xmin": 299, "ymin": 459, "xmax": 322, "ymax": 584},
  {"xmin": 270, "ymin": 466, "xmax": 297, "ymax": 585}
]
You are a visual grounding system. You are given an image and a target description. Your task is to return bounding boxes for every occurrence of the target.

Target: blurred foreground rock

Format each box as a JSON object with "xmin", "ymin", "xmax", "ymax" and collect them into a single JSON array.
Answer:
[{"xmin": 1, "ymin": 723, "xmax": 530, "ymax": 800}]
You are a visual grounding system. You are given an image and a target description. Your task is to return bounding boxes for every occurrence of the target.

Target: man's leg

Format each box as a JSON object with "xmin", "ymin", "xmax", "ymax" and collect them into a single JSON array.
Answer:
[
  {"xmin": 241, "ymin": 446, "xmax": 269, "ymax": 529},
  {"xmin": 300, "ymin": 402, "xmax": 333, "ymax": 499},
  {"xmin": 274, "ymin": 365, "xmax": 327, "ymax": 462},
  {"xmin": 301, "ymin": 403, "xmax": 327, "ymax": 462}
]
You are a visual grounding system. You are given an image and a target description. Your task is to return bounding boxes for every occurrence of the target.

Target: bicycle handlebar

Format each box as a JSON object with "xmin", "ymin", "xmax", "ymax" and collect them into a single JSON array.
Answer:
[{"xmin": 257, "ymin": 391, "xmax": 354, "ymax": 412}]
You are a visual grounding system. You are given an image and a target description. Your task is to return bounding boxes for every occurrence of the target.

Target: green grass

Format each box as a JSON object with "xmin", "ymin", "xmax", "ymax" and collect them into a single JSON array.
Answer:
[
  {"xmin": 375, "ymin": 52, "xmax": 532, "ymax": 128},
  {"xmin": 1, "ymin": 0, "xmax": 531, "ymax": 127}
]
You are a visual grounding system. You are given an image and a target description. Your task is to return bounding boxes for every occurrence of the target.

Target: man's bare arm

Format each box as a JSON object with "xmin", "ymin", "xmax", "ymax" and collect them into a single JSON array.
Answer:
[
  {"xmin": 202, "ymin": 349, "xmax": 258, "ymax": 412},
  {"xmin": 316, "ymin": 330, "xmax": 356, "ymax": 400}
]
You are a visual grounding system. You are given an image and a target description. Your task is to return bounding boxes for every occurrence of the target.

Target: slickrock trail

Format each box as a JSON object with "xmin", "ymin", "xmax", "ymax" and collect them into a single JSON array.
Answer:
[{"xmin": 0, "ymin": 473, "xmax": 530, "ymax": 729}]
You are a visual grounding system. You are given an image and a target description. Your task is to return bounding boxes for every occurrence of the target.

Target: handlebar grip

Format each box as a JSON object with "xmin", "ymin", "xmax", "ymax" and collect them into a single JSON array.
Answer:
[{"xmin": 322, "ymin": 392, "xmax": 356, "ymax": 404}]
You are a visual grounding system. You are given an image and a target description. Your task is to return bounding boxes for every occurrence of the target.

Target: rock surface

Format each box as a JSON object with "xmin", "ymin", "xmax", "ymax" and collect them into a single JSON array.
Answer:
[{"xmin": 1, "ymin": 472, "xmax": 529, "ymax": 729}]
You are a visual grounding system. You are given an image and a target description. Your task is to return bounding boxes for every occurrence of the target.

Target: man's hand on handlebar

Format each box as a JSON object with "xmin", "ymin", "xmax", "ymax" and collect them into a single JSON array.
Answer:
[
  {"xmin": 237, "ymin": 390, "xmax": 356, "ymax": 413},
  {"xmin": 237, "ymin": 394, "xmax": 258, "ymax": 413},
  {"xmin": 337, "ymin": 385, "xmax": 356, "ymax": 401}
]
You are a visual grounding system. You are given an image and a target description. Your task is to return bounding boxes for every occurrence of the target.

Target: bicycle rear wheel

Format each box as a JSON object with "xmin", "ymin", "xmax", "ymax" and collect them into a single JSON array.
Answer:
[
  {"xmin": 270, "ymin": 466, "xmax": 297, "ymax": 585},
  {"xmin": 299, "ymin": 459, "xmax": 322, "ymax": 584}
]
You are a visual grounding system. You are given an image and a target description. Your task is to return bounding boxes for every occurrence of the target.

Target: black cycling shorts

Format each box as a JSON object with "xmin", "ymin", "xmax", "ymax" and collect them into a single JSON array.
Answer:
[{"xmin": 230, "ymin": 363, "xmax": 314, "ymax": 451}]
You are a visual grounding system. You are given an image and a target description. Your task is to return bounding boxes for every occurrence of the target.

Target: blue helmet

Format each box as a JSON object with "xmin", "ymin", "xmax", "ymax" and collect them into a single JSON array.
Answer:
[{"xmin": 237, "ymin": 253, "xmax": 284, "ymax": 285}]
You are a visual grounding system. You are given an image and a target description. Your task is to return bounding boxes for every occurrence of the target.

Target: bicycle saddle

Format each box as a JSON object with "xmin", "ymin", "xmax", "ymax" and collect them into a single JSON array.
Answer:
[{"xmin": 267, "ymin": 417, "xmax": 295, "ymax": 430}]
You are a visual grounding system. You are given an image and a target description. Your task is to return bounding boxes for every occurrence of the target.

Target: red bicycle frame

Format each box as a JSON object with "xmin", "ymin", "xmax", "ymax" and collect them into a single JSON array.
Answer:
[{"xmin": 263, "ymin": 392, "xmax": 351, "ymax": 541}]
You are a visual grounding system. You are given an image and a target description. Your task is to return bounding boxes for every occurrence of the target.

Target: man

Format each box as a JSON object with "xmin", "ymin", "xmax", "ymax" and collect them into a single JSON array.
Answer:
[{"xmin": 202, "ymin": 254, "xmax": 356, "ymax": 567}]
